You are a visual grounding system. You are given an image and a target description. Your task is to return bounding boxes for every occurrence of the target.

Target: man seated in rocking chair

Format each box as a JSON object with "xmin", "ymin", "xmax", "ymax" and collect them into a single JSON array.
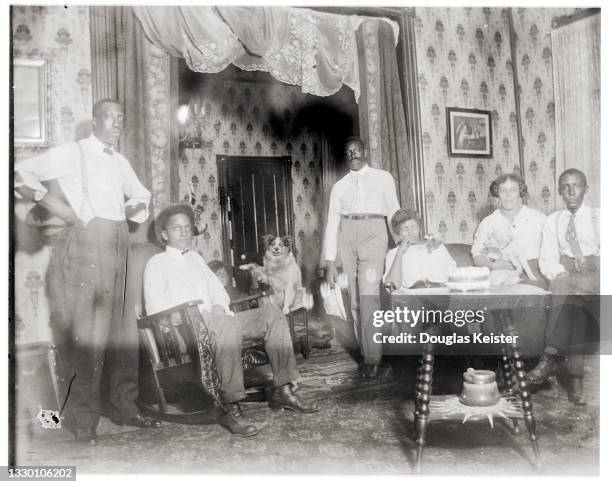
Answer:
[{"xmin": 143, "ymin": 204, "xmax": 319, "ymax": 437}]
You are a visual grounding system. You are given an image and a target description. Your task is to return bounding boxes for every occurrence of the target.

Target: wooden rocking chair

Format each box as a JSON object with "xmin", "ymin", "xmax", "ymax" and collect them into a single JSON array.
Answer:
[{"xmin": 128, "ymin": 243, "xmax": 280, "ymax": 423}]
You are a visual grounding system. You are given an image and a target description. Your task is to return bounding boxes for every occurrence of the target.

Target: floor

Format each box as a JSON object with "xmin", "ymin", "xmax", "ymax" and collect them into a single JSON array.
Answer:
[{"xmin": 14, "ymin": 341, "xmax": 599, "ymax": 476}]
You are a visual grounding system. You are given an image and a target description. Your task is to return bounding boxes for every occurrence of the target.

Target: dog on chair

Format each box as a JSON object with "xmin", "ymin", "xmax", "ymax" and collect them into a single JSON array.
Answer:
[{"xmin": 240, "ymin": 234, "xmax": 312, "ymax": 314}]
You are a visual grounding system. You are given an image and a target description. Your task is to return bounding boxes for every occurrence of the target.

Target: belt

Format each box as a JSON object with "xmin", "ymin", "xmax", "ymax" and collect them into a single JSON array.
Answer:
[{"xmin": 341, "ymin": 214, "xmax": 385, "ymax": 220}]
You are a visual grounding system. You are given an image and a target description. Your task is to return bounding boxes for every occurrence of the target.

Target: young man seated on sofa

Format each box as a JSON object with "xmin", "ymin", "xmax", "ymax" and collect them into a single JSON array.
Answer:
[
  {"xmin": 527, "ymin": 169, "xmax": 600, "ymax": 405},
  {"xmin": 143, "ymin": 204, "xmax": 319, "ymax": 437},
  {"xmin": 384, "ymin": 209, "xmax": 456, "ymax": 290}
]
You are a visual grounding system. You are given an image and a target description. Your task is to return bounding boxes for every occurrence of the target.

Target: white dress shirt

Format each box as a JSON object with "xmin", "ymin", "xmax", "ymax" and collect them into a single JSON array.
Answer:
[
  {"xmin": 324, "ymin": 165, "xmax": 400, "ymax": 261},
  {"xmin": 143, "ymin": 246, "xmax": 232, "ymax": 316},
  {"xmin": 384, "ymin": 244, "xmax": 457, "ymax": 289},
  {"xmin": 14, "ymin": 134, "xmax": 150, "ymax": 224},
  {"xmin": 471, "ymin": 205, "xmax": 546, "ymax": 260},
  {"xmin": 539, "ymin": 204, "xmax": 600, "ymax": 280}
]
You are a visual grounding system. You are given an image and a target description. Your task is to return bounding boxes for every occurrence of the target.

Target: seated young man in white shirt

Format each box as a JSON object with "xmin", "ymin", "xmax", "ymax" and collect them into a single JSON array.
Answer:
[
  {"xmin": 143, "ymin": 204, "xmax": 318, "ymax": 437},
  {"xmin": 384, "ymin": 209, "xmax": 457, "ymax": 290},
  {"xmin": 527, "ymin": 169, "xmax": 600, "ymax": 405}
]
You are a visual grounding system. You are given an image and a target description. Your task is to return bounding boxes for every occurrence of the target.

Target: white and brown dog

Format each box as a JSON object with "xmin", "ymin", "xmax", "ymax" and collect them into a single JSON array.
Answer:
[{"xmin": 240, "ymin": 234, "xmax": 312, "ymax": 314}]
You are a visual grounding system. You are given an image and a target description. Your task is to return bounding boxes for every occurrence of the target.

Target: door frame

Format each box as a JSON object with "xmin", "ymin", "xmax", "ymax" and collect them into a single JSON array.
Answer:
[{"xmin": 217, "ymin": 155, "xmax": 295, "ymax": 267}]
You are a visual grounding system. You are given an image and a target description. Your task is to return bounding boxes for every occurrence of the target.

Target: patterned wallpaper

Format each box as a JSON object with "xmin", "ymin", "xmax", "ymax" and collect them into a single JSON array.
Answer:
[
  {"xmin": 512, "ymin": 7, "xmax": 576, "ymax": 215},
  {"xmin": 179, "ymin": 77, "xmax": 323, "ymax": 282},
  {"xmin": 12, "ymin": 6, "xmax": 586, "ymax": 344},
  {"xmin": 13, "ymin": 5, "xmax": 92, "ymax": 344},
  {"xmin": 13, "ymin": 5, "xmax": 93, "ymax": 159},
  {"xmin": 414, "ymin": 7, "xmax": 578, "ymax": 244}
]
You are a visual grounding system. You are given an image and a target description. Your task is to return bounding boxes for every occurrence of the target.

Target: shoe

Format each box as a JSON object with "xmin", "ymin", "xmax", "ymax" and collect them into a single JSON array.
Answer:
[
  {"xmin": 119, "ymin": 413, "xmax": 162, "ymax": 429},
  {"xmin": 567, "ymin": 377, "xmax": 587, "ymax": 405},
  {"xmin": 526, "ymin": 353, "xmax": 560, "ymax": 384},
  {"xmin": 74, "ymin": 427, "xmax": 97, "ymax": 446},
  {"xmin": 269, "ymin": 384, "xmax": 319, "ymax": 413},
  {"xmin": 359, "ymin": 364, "xmax": 380, "ymax": 381},
  {"xmin": 218, "ymin": 403, "xmax": 258, "ymax": 437}
]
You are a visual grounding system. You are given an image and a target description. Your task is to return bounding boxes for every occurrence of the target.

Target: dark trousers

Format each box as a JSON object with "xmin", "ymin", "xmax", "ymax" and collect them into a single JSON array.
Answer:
[
  {"xmin": 200, "ymin": 304, "xmax": 299, "ymax": 403},
  {"xmin": 48, "ymin": 218, "xmax": 139, "ymax": 430},
  {"xmin": 546, "ymin": 256, "xmax": 600, "ymax": 377}
]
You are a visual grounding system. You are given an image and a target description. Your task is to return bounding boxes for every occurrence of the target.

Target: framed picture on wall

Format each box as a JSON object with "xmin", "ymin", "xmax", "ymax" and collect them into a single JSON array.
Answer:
[
  {"xmin": 13, "ymin": 58, "xmax": 49, "ymax": 146},
  {"xmin": 446, "ymin": 107, "xmax": 492, "ymax": 158}
]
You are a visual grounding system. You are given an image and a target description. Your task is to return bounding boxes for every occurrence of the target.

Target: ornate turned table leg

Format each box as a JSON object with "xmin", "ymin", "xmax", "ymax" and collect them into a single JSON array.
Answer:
[
  {"xmin": 501, "ymin": 348, "xmax": 520, "ymax": 435},
  {"xmin": 511, "ymin": 345, "xmax": 542, "ymax": 470},
  {"xmin": 414, "ymin": 342, "xmax": 434, "ymax": 474},
  {"xmin": 500, "ymin": 308, "xmax": 542, "ymax": 469}
]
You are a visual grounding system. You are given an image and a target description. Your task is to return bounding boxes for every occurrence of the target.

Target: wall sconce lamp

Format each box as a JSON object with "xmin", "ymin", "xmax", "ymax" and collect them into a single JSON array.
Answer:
[{"xmin": 178, "ymin": 102, "xmax": 204, "ymax": 149}]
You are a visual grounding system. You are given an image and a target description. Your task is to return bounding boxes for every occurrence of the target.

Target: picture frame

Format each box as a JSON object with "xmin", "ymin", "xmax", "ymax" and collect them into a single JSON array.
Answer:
[
  {"xmin": 13, "ymin": 58, "xmax": 49, "ymax": 146},
  {"xmin": 446, "ymin": 107, "xmax": 492, "ymax": 158}
]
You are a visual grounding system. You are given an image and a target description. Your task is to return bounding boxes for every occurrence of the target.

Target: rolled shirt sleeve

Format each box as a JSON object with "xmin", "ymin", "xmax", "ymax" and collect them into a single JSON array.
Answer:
[
  {"xmin": 538, "ymin": 214, "xmax": 566, "ymax": 281},
  {"xmin": 323, "ymin": 184, "xmax": 342, "ymax": 262},
  {"xmin": 383, "ymin": 172, "xmax": 401, "ymax": 222},
  {"xmin": 120, "ymin": 155, "xmax": 151, "ymax": 223},
  {"xmin": 383, "ymin": 247, "xmax": 399, "ymax": 281},
  {"xmin": 201, "ymin": 263, "xmax": 232, "ymax": 315},
  {"xmin": 14, "ymin": 144, "xmax": 76, "ymax": 200}
]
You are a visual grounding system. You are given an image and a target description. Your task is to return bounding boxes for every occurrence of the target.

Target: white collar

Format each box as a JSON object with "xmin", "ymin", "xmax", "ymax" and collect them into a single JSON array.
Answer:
[
  {"xmin": 87, "ymin": 133, "xmax": 115, "ymax": 154},
  {"xmin": 165, "ymin": 245, "xmax": 190, "ymax": 261},
  {"xmin": 498, "ymin": 204, "xmax": 524, "ymax": 222},
  {"xmin": 350, "ymin": 164, "xmax": 369, "ymax": 176},
  {"xmin": 563, "ymin": 204, "xmax": 590, "ymax": 218}
]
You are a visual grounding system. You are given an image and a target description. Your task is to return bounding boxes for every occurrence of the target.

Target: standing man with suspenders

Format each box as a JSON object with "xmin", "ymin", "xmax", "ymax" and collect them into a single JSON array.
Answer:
[
  {"xmin": 323, "ymin": 137, "xmax": 400, "ymax": 380},
  {"xmin": 14, "ymin": 99, "xmax": 160, "ymax": 445},
  {"xmin": 528, "ymin": 169, "xmax": 600, "ymax": 405}
]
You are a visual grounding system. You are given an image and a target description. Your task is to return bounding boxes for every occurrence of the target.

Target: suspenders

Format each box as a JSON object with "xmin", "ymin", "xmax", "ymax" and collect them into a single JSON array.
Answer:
[{"xmin": 77, "ymin": 141, "xmax": 97, "ymax": 222}]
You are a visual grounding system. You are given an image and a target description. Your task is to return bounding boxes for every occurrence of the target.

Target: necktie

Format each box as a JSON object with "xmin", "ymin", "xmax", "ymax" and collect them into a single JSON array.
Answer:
[
  {"xmin": 565, "ymin": 214, "xmax": 585, "ymax": 271},
  {"xmin": 103, "ymin": 147, "xmax": 114, "ymax": 156},
  {"xmin": 181, "ymin": 248, "xmax": 189, "ymax": 255}
]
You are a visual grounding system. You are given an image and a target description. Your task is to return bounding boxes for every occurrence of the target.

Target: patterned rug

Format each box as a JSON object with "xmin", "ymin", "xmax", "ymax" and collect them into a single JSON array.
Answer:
[{"xmin": 16, "ymin": 345, "xmax": 599, "ymax": 475}]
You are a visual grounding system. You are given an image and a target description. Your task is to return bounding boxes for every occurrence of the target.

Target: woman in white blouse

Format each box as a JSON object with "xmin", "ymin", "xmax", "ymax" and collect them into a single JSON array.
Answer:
[
  {"xmin": 472, "ymin": 174, "xmax": 546, "ymax": 283},
  {"xmin": 384, "ymin": 209, "xmax": 457, "ymax": 290}
]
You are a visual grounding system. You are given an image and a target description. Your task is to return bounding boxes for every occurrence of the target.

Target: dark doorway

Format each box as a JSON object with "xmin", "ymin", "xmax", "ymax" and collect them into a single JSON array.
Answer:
[{"xmin": 218, "ymin": 155, "xmax": 294, "ymax": 288}]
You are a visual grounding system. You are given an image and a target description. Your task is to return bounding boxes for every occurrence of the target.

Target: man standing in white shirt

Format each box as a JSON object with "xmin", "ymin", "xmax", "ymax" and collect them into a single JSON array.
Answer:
[
  {"xmin": 323, "ymin": 137, "xmax": 400, "ymax": 380},
  {"xmin": 143, "ymin": 204, "xmax": 318, "ymax": 437},
  {"xmin": 528, "ymin": 169, "xmax": 600, "ymax": 404},
  {"xmin": 14, "ymin": 99, "xmax": 158, "ymax": 445}
]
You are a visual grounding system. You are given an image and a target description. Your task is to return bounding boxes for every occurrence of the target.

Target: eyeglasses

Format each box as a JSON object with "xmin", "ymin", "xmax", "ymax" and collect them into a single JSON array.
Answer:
[{"xmin": 344, "ymin": 149, "xmax": 362, "ymax": 158}]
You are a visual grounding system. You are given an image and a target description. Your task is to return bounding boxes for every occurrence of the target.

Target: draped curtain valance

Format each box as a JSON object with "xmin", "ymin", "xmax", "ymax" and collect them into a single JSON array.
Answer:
[{"xmin": 132, "ymin": 6, "xmax": 399, "ymax": 101}]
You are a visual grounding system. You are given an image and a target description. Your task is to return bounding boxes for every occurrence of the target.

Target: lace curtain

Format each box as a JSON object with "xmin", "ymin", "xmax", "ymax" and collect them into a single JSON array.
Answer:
[
  {"xmin": 551, "ymin": 14, "xmax": 600, "ymax": 207},
  {"xmin": 131, "ymin": 6, "xmax": 396, "ymax": 101}
]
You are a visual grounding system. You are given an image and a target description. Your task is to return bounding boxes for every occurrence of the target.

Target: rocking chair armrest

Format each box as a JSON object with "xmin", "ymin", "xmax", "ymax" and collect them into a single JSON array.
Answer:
[
  {"xmin": 138, "ymin": 300, "xmax": 203, "ymax": 328},
  {"xmin": 229, "ymin": 291, "xmax": 270, "ymax": 307}
]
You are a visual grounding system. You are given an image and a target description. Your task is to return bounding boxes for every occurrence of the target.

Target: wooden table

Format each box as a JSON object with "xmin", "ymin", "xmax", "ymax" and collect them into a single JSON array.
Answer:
[{"xmin": 389, "ymin": 284, "xmax": 550, "ymax": 472}]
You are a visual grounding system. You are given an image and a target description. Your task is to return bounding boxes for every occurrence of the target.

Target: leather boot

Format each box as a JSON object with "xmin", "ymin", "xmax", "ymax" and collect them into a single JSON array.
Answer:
[
  {"xmin": 118, "ymin": 413, "xmax": 162, "ymax": 428},
  {"xmin": 567, "ymin": 377, "xmax": 587, "ymax": 405},
  {"xmin": 526, "ymin": 352, "xmax": 560, "ymax": 384},
  {"xmin": 218, "ymin": 403, "xmax": 258, "ymax": 437},
  {"xmin": 269, "ymin": 384, "xmax": 319, "ymax": 413},
  {"xmin": 74, "ymin": 427, "xmax": 98, "ymax": 446},
  {"xmin": 360, "ymin": 364, "xmax": 381, "ymax": 381}
]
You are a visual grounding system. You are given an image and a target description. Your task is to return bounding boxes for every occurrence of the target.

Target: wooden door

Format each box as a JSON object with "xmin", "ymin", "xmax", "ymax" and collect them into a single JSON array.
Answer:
[{"xmin": 218, "ymin": 155, "xmax": 294, "ymax": 272}]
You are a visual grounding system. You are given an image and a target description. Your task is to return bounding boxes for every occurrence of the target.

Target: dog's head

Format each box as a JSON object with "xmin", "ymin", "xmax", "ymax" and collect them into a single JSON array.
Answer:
[{"xmin": 262, "ymin": 234, "xmax": 297, "ymax": 260}]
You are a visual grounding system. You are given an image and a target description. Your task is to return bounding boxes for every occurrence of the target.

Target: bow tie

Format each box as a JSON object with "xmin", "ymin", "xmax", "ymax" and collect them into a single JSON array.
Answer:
[
  {"xmin": 103, "ymin": 147, "xmax": 114, "ymax": 156},
  {"xmin": 181, "ymin": 249, "xmax": 189, "ymax": 255}
]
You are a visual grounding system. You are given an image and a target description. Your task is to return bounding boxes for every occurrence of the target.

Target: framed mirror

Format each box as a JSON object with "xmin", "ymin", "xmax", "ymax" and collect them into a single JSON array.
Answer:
[{"xmin": 13, "ymin": 58, "xmax": 49, "ymax": 146}]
